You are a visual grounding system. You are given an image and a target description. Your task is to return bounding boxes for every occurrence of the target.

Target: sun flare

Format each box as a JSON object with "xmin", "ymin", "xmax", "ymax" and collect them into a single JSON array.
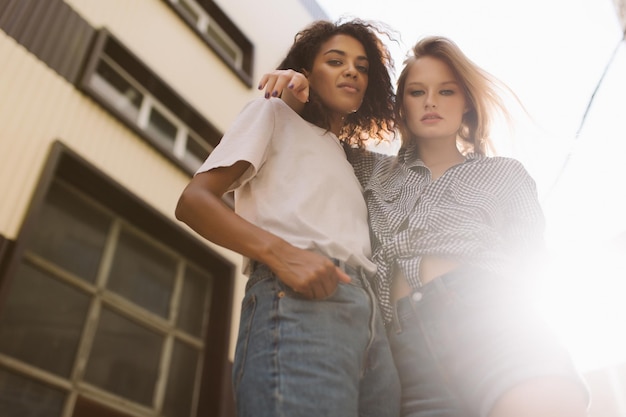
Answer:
[{"xmin": 536, "ymin": 234, "xmax": 626, "ymax": 372}]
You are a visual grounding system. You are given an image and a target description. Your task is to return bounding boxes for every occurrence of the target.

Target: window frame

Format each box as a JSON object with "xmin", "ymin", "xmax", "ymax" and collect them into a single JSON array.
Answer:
[
  {"xmin": 0, "ymin": 141, "xmax": 235, "ymax": 417},
  {"xmin": 80, "ymin": 29, "xmax": 221, "ymax": 176},
  {"xmin": 164, "ymin": 0, "xmax": 254, "ymax": 87}
]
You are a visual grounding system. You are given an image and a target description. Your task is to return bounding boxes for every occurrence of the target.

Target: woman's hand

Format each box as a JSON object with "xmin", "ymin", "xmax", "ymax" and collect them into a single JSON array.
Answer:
[
  {"xmin": 258, "ymin": 69, "xmax": 309, "ymax": 104},
  {"xmin": 268, "ymin": 244, "xmax": 352, "ymax": 300}
]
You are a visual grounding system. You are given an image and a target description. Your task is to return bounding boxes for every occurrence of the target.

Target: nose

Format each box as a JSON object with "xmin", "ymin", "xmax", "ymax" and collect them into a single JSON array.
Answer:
[
  {"xmin": 343, "ymin": 63, "xmax": 358, "ymax": 79},
  {"xmin": 424, "ymin": 92, "xmax": 437, "ymax": 108}
]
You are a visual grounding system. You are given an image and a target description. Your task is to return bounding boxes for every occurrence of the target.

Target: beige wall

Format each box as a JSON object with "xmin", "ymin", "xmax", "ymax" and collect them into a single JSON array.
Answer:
[
  {"xmin": 65, "ymin": 0, "xmax": 317, "ymax": 132},
  {"xmin": 0, "ymin": 0, "xmax": 323, "ymax": 360},
  {"xmin": 0, "ymin": 30, "xmax": 241, "ymax": 275}
]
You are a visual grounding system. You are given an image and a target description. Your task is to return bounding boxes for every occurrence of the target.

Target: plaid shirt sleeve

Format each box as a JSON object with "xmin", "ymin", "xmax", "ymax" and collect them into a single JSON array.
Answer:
[{"xmin": 499, "ymin": 160, "xmax": 547, "ymax": 278}]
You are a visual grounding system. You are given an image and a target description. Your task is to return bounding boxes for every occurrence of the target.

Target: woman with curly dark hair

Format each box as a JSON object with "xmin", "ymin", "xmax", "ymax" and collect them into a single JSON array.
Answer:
[
  {"xmin": 176, "ymin": 19, "xmax": 400, "ymax": 417},
  {"xmin": 271, "ymin": 19, "xmax": 396, "ymax": 147}
]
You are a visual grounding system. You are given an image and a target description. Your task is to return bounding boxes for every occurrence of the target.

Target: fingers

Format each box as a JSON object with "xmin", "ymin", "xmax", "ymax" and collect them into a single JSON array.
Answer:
[
  {"xmin": 336, "ymin": 267, "xmax": 352, "ymax": 284},
  {"xmin": 257, "ymin": 73, "xmax": 272, "ymax": 96},
  {"xmin": 258, "ymin": 70, "xmax": 293, "ymax": 99},
  {"xmin": 297, "ymin": 266, "xmax": 351, "ymax": 300},
  {"xmin": 285, "ymin": 73, "xmax": 309, "ymax": 104},
  {"xmin": 302, "ymin": 281, "xmax": 334, "ymax": 300},
  {"xmin": 311, "ymin": 272, "xmax": 339, "ymax": 299},
  {"xmin": 291, "ymin": 273, "xmax": 335, "ymax": 300},
  {"xmin": 258, "ymin": 70, "xmax": 309, "ymax": 103},
  {"xmin": 257, "ymin": 73, "xmax": 277, "ymax": 98},
  {"xmin": 271, "ymin": 248, "xmax": 353, "ymax": 300}
]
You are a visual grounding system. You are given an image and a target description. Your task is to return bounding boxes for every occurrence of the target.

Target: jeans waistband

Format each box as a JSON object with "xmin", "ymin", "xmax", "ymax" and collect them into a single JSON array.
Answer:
[
  {"xmin": 247, "ymin": 258, "xmax": 368, "ymax": 292},
  {"xmin": 391, "ymin": 267, "xmax": 505, "ymax": 332},
  {"xmin": 391, "ymin": 269, "xmax": 459, "ymax": 332},
  {"xmin": 332, "ymin": 259, "xmax": 366, "ymax": 283}
]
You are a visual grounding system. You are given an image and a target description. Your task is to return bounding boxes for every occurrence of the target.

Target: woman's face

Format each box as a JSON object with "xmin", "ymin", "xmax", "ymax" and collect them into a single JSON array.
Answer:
[
  {"xmin": 306, "ymin": 34, "xmax": 369, "ymax": 120},
  {"xmin": 401, "ymin": 56, "xmax": 468, "ymax": 144}
]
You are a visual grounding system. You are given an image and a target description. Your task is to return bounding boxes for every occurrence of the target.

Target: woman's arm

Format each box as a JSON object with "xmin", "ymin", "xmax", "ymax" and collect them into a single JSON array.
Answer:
[{"xmin": 176, "ymin": 162, "xmax": 350, "ymax": 299}]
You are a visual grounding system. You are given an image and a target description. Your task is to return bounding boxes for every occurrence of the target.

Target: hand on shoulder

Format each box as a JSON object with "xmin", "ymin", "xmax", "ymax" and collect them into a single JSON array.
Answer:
[{"xmin": 258, "ymin": 70, "xmax": 309, "ymax": 113}]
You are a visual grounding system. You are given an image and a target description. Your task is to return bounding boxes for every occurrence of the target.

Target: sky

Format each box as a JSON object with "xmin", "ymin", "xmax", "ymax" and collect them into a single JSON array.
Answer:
[{"xmin": 316, "ymin": 0, "xmax": 626, "ymax": 372}]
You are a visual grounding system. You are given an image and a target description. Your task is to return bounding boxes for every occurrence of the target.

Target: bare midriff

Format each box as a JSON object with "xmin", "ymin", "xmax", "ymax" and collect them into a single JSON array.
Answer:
[{"xmin": 391, "ymin": 256, "xmax": 460, "ymax": 303}]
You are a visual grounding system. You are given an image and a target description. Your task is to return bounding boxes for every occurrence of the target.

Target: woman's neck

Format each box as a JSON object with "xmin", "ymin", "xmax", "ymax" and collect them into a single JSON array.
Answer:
[{"xmin": 328, "ymin": 112, "xmax": 347, "ymax": 136}]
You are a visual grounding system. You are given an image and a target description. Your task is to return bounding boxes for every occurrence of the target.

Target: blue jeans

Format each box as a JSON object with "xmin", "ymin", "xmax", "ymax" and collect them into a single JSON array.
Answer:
[
  {"xmin": 388, "ymin": 268, "xmax": 587, "ymax": 417},
  {"xmin": 233, "ymin": 263, "xmax": 400, "ymax": 417}
]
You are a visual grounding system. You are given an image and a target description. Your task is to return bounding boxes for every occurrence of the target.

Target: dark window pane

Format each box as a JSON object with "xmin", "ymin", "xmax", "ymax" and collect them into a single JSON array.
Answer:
[
  {"xmin": 107, "ymin": 229, "xmax": 177, "ymax": 317},
  {"xmin": 0, "ymin": 263, "xmax": 91, "ymax": 377},
  {"xmin": 84, "ymin": 308, "xmax": 163, "ymax": 406},
  {"xmin": 177, "ymin": 266, "xmax": 212, "ymax": 337},
  {"xmin": 162, "ymin": 341, "xmax": 200, "ymax": 417},
  {"xmin": 146, "ymin": 108, "xmax": 177, "ymax": 151},
  {"xmin": 73, "ymin": 395, "xmax": 136, "ymax": 417},
  {"xmin": 0, "ymin": 368, "xmax": 66, "ymax": 417},
  {"xmin": 206, "ymin": 24, "xmax": 238, "ymax": 62},
  {"xmin": 178, "ymin": 0, "xmax": 200, "ymax": 22},
  {"xmin": 26, "ymin": 181, "xmax": 111, "ymax": 283},
  {"xmin": 183, "ymin": 134, "xmax": 211, "ymax": 169},
  {"xmin": 91, "ymin": 59, "xmax": 143, "ymax": 119}
]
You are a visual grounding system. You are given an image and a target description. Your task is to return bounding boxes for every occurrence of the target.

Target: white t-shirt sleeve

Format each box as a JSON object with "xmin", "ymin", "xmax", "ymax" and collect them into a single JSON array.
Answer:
[{"xmin": 195, "ymin": 98, "xmax": 275, "ymax": 191}]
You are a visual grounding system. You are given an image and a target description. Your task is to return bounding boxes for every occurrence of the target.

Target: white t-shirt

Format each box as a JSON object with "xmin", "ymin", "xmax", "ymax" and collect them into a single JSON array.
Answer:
[{"xmin": 196, "ymin": 97, "xmax": 376, "ymax": 277}]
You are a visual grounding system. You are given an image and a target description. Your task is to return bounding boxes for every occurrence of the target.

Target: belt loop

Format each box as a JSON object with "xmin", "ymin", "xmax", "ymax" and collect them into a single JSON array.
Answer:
[
  {"xmin": 245, "ymin": 261, "xmax": 268, "ymax": 291},
  {"xmin": 392, "ymin": 300, "xmax": 404, "ymax": 334},
  {"xmin": 332, "ymin": 258, "xmax": 365, "ymax": 288}
]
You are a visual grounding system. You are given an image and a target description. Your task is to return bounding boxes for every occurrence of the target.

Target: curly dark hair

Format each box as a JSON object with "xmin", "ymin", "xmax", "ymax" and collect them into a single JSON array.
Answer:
[{"xmin": 277, "ymin": 19, "xmax": 396, "ymax": 147}]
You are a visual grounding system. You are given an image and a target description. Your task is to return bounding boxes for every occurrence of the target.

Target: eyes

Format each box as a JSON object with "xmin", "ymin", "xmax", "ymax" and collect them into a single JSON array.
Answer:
[
  {"xmin": 327, "ymin": 59, "xmax": 369, "ymax": 74},
  {"xmin": 407, "ymin": 89, "xmax": 456, "ymax": 97}
]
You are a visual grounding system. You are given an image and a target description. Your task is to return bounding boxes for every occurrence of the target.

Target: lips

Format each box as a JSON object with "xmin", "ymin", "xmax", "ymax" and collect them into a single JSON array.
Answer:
[
  {"xmin": 337, "ymin": 82, "xmax": 359, "ymax": 93},
  {"xmin": 421, "ymin": 112, "xmax": 442, "ymax": 121}
]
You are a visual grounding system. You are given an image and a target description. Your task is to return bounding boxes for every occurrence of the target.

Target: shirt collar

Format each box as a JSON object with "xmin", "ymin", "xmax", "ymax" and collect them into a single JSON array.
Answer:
[{"xmin": 399, "ymin": 141, "xmax": 483, "ymax": 168}]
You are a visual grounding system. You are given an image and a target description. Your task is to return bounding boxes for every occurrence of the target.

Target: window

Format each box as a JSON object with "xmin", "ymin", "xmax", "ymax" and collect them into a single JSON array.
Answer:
[
  {"xmin": 0, "ymin": 180, "xmax": 212, "ymax": 416},
  {"xmin": 0, "ymin": 368, "xmax": 66, "ymax": 416},
  {"xmin": 90, "ymin": 58, "xmax": 143, "ymax": 120},
  {"xmin": 81, "ymin": 30, "xmax": 221, "ymax": 175},
  {"xmin": 165, "ymin": 0, "xmax": 253, "ymax": 86},
  {"xmin": 0, "ymin": 145, "xmax": 235, "ymax": 416},
  {"xmin": 175, "ymin": 0, "xmax": 243, "ymax": 68},
  {"xmin": 206, "ymin": 20, "xmax": 242, "ymax": 67}
]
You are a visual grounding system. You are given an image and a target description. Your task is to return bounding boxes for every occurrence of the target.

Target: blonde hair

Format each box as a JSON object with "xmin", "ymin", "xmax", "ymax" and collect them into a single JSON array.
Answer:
[{"xmin": 395, "ymin": 36, "xmax": 512, "ymax": 155}]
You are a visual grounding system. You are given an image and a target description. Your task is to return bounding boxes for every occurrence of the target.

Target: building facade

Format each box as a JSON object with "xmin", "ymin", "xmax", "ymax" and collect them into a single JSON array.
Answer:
[
  {"xmin": 0, "ymin": 1, "xmax": 326, "ymax": 416},
  {"xmin": 2, "ymin": 1, "xmax": 625, "ymax": 417}
]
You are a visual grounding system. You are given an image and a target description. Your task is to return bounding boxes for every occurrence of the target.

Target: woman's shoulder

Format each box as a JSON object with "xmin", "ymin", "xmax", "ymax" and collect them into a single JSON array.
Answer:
[
  {"xmin": 239, "ymin": 97, "xmax": 297, "ymax": 116},
  {"xmin": 467, "ymin": 155, "xmax": 536, "ymax": 189},
  {"xmin": 472, "ymin": 155, "xmax": 527, "ymax": 171},
  {"xmin": 233, "ymin": 97, "xmax": 305, "ymax": 133},
  {"xmin": 240, "ymin": 96, "xmax": 282, "ymax": 112}
]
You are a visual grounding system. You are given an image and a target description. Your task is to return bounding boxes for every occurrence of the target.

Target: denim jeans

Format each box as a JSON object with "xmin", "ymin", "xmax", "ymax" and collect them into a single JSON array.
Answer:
[
  {"xmin": 388, "ymin": 268, "xmax": 587, "ymax": 417},
  {"xmin": 233, "ymin": 263, "xmax": 400, "ymax": 417}
]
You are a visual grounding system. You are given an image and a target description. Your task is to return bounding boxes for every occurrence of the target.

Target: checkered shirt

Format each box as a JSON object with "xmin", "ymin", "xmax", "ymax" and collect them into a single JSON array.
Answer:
[{"xmin": 347, "ymin": 142, "xmax": 546, "ymax": 325}]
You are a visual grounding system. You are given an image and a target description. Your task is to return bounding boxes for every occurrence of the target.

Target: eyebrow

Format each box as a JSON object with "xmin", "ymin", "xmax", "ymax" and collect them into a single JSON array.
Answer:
[
  {"xmin": 323, "ymin": 49, "xmax": 369, "ymax": 62},
  {"xmin": 406, "ymin": 80, "xmax": 459, "ymax": 87}
]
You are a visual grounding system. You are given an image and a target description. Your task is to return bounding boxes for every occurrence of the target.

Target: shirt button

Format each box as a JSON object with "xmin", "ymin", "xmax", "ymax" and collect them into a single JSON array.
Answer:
[
  {"xmin": 411, "ymin": 291, "xmax": 423, "ymax": 302},
  {"xmin": 278, "ymin": 291, "xmax": 286, "ymax": 298}
]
